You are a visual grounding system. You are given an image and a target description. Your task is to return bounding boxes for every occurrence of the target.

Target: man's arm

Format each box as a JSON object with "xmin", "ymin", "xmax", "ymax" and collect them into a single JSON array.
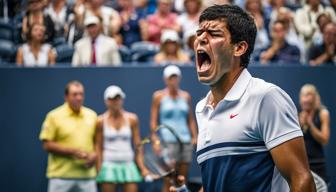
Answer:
[
  {"xmin": 42, "ymin": 140, "xmax": 87, "ymax": 159},
  {"xmin": 270, "ymin": 137, "xmax": 315, "ymax": 192}
]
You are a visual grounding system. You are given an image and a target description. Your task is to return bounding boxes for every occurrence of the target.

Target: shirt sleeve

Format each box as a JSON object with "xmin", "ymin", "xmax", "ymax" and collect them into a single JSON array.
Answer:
[
  {"xmin": 39, "ymin": 113, "xmax": 57, "ymax": 141},
  {"xmin": 258, "ymin": 86, "xmax": 303, "ymax": 150}
]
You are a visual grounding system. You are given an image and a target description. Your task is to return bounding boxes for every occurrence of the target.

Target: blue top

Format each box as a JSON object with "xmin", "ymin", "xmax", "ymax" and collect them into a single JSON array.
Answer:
[
  {"xmin": 159, "ymin": 94, "xmax": 191, "ymax": 143},
  {"xmin": 260, "ymin": 41, "xmax": 301, "ymax": 65},
  {"xmin": 120, "ymin": 9, "xmax": 146, "ymax": 47}
]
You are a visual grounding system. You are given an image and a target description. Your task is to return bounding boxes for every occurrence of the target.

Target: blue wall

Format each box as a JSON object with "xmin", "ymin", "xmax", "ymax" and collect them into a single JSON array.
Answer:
[{"xmin": 0, "ymin": 66, "xmax": 335, "ymax": 192}]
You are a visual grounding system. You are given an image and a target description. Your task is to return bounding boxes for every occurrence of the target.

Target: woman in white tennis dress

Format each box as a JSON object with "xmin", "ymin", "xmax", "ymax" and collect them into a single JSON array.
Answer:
[{"xmin": 96, "ymin": 85, "xmax": 151, "ymax": 192}]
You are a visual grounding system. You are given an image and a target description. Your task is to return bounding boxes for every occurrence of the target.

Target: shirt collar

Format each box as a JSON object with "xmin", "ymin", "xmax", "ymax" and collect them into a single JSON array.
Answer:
[
  {"xmin": 196, "ymin": 69, "xmax": 252, "ymax": 113},
  {"xmin": 64, "ymin": 102, "xmax": 83, "ymax": 116},
  {"xmin": 91, "ymin": 34, "xmax": 103, "ymax": 43}
]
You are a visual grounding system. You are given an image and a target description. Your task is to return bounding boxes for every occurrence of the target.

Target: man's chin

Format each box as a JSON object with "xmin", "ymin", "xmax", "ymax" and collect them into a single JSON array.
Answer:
[{"xmin": 198, "ymin": 76, "xmax": 217, "ymax": 86}]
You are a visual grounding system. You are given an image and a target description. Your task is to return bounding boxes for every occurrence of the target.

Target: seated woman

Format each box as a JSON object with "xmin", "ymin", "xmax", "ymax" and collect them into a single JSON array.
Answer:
[
  {"xmin": 154, "ymin": 30, "xmax": 191, "ymax": 65},
  {"xmin": 22, "ymin": 0, "xmax": 55, "ymax": 43},
  {"xmin": 16, "ymin": 23, "xmax": 56, "ymax": 67}
]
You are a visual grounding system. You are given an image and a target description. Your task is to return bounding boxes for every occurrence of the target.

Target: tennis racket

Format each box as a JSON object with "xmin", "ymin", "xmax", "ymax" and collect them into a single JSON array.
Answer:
[{"xmin": 137, "ymin": 124, "xmax": 184, "ymax": 180}]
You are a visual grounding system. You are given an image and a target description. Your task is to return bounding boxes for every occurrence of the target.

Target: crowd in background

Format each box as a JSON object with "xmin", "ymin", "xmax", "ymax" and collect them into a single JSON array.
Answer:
[{"xmin": 0, "ymin": 0, "xmax": 336, "ymax": 66}]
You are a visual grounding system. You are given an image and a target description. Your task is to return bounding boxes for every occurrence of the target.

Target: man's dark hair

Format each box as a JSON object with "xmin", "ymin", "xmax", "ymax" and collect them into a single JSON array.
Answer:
[
  {"xmin": 199, "ymin": 4, "xmax": 257, "ymax": 67},
  {"xmin": 65, "ymin": 80, "xmax": 83, "ymax": 96}
]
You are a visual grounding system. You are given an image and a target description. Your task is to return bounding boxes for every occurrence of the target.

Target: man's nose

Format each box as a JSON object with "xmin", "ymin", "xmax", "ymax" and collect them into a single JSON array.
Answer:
[{"xmin": 198, "ymin": 33, "xmax": 209, "ymax": 45}]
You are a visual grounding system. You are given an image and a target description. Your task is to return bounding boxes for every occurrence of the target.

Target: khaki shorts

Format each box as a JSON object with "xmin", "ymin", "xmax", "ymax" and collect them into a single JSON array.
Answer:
[
  {"xmin": 165, "ymin": 143, "xmax": 194, "ymax": 163},
  {"xmin": 48, "ymin": 178, "xmax": 97, "ymax": 192}
]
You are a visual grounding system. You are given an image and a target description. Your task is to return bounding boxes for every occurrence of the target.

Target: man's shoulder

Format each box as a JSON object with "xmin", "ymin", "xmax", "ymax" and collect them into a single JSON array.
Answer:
[
  {"xmin": 81, "ymin": 106, "xmax": 97, "ymax": 117},
  {"xmin": 247, "ymin": 76, "xmax": 287, "ymax": 100},
  {"xmin": 74, "ymin": 37, "xmax": 90, "ymax": 47},
  {"xmin": 249, "ymin": 77, "xmax": 294, "ymax": 106},
  {"xmin": 100, "ymin": 36, "xmax": 118, "ymax": 47},
  {"xmin": 47, "ymin": 104, "xmax": 67, "ymax": 116}
]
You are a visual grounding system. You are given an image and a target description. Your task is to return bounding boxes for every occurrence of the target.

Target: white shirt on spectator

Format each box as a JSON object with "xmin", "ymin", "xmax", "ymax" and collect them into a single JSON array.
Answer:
[
  {"xmin": 44, "ymin": 5, "xmax": 68, "ymax": 32},
  {"xmin": 294, "ymin": 4, "xmax": 336, "ymax": 49},
  {"xmin": 22, "ymin": 43, "xmax": 51, "ymax": 67}
]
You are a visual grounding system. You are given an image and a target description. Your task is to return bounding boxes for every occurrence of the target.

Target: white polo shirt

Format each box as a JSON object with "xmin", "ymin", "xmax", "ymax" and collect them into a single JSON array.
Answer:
[{"xmin": 195, "ymin": 69, "xmax": 303, "ymax": 192}]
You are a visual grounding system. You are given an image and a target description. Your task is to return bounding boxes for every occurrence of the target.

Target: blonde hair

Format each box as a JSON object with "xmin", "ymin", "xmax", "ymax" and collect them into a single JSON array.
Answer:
[{"xmin": 300, "ymin": 84, "xmax": 322, "ymax": 110}]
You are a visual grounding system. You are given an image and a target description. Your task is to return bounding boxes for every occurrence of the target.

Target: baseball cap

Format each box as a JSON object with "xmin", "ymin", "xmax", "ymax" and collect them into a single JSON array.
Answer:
[
  {"xmin": 104, "ymin": 85, "xmax": 126, "ymax": 100},
  {"xmin": 163, "ymin": 65, "xmax": 181, "ymax": 79},
  {"xmin": 84, "ymin": 16, "xmax": 100, "ymax": 27},
  {"xmin": 161, "ymin": 30, "xmax": 180, "ymax": 43}
]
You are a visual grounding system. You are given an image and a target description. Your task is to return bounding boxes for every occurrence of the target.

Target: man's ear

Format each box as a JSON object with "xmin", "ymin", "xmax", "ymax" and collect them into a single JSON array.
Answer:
[{"xmin": 233, "ymin": 41, "xmax": 248, "ymax": 57}]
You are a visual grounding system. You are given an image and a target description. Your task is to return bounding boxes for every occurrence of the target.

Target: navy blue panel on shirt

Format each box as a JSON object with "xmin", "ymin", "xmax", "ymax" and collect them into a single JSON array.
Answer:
[{"xmin": 200, "ymin": 151, "xmax": 274, "ymax": 192}]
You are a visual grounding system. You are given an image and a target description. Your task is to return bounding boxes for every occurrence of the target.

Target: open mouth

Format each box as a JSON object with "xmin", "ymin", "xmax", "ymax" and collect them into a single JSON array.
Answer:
[{"xmin": 197, "ymin": 50, "xmax": 211, "ymax": 72}]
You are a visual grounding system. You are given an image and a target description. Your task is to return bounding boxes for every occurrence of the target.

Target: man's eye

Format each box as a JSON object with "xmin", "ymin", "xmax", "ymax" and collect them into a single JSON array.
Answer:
[{"xmin": 211, "ymin": 34, "xmax": 221, "ymax": 37}]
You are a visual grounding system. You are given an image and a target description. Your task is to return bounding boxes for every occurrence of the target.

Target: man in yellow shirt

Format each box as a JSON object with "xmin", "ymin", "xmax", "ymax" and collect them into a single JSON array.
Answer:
[{"xmin": 40, "ymin": 81, "xmax": 98, "ymax": 192}]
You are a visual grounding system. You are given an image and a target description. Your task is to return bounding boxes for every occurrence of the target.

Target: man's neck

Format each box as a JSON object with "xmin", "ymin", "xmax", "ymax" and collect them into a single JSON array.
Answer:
[
  {"xmin": 209, "ymin": 67, "xmax": 244, "ymax": 108},
  {"xmin": 69, "ymin": 106, "xmax": 81, "ymax": 114}
]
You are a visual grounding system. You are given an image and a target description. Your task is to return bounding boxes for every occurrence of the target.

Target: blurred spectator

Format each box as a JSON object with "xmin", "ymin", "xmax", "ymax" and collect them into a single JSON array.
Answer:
[
  {"xmin": 66, "ymin": 0, "xmax": 86, "ymax": 45},
  {"xmin": 44, "ymin": 0, "xmax": 73, "ymax": 39},
  {"xmin": 308, "ymin": 22, "xmax": 336, "ymax": 66},
  {"xmin": 116, "ymin": 0, "xmax": 147, "ymax": 47},
  {"xmin": 154, "ymin": 30, "xmax": 191, "ymax": 65},
  {"xmin": 96, "ymin": 85, "xmax": 152, "ymax": 191},
  {"xmin": 39, "ymin": 81, "xmax": 98, "ymax": 192},
  {"xmin": 203, "ymin": 0, "xmax": 233, "ymax": 7},
  {"xmin": 312, "ymin": 13, "xmax": 332, "ymax": 46},
  {"xmin": 177, "ymin": 0, "xmax": 202, "ymax": 41},
  {"xmin": 183, "ymin": 28, "xmax": 196, "ymax": 61},
  {"xmin": 145, "ymin": 0, "xmax": 180, "ymax": 44},
  {"xmin": 259, "ymin": 20, "xmax": 301, "ymax": 65},
  {"xmin": 16, "ymin": 23, "xmax": 55, "ymax": 66},
  {"xmin": 134, "ymin": 0, "xmax": 157, "ymax": 15},
  {"xmin": 275, "ymin": 8, "xmax": 305, "ymax": 62},
  {"xmin": 75, "ymin": 0, "xmax": 121, "ymax": 37},
  {"xmin": 294, "ymin": 0, "xmax": 336, "ymax": 50},
  {"xmin": 268, "ymin": 0, "xmax": 294, "ymax": 32},
  {"xmin": 245, "ymin": 0, "xmax": 270, "ymax": 54},
  {"xmin": 269, "ymin": 0, "xmax": 288, "ymax": 21},
  {"xmin": 150, "ymin": 65, "xmax": 197, "ymax": 192},
  {"xmin": 174, "ymin": 0, "xmax": 186, "ymax": 13},
  {"xmin": 22, "ymin": 0, "xmax": 55, "ymax": 43},
  {"xmin": 331, "ymin": 0, "xmax": 336, "ymax": 12},
  {"xmin": 299, "ymin": 84, "xmax": 330, "ymax": 183},
  {"xmin": 72, "ymin": 15, "xmax": 121, "ymax": 66}
]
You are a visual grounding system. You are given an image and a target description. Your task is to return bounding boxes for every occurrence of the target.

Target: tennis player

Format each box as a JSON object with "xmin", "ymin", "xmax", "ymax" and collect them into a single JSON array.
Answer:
[
  {"xmin": 95, "ymin": 85, "xmax": 152, "ymax": 192},
  {"xmin": 193, "ymin": 4, "xmax": 315, "ymax": 192}
]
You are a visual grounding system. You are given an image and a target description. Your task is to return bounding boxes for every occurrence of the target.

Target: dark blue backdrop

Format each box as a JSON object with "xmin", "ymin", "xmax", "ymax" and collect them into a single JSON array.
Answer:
[{"xmin": 0, "ymin": 66, "xmax": 335, "ymax": 192}]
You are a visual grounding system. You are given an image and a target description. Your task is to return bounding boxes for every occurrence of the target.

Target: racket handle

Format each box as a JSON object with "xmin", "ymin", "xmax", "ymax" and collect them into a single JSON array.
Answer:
[{"xmin": 175, "ymin": 184, "xmax": 189, "ymax": 192}]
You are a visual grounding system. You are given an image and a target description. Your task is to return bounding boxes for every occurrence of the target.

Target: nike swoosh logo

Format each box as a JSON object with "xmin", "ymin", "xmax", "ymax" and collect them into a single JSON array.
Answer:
[{"xmin": 230, "ymin": 114, "xmax": 238, "ymax": 119}]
